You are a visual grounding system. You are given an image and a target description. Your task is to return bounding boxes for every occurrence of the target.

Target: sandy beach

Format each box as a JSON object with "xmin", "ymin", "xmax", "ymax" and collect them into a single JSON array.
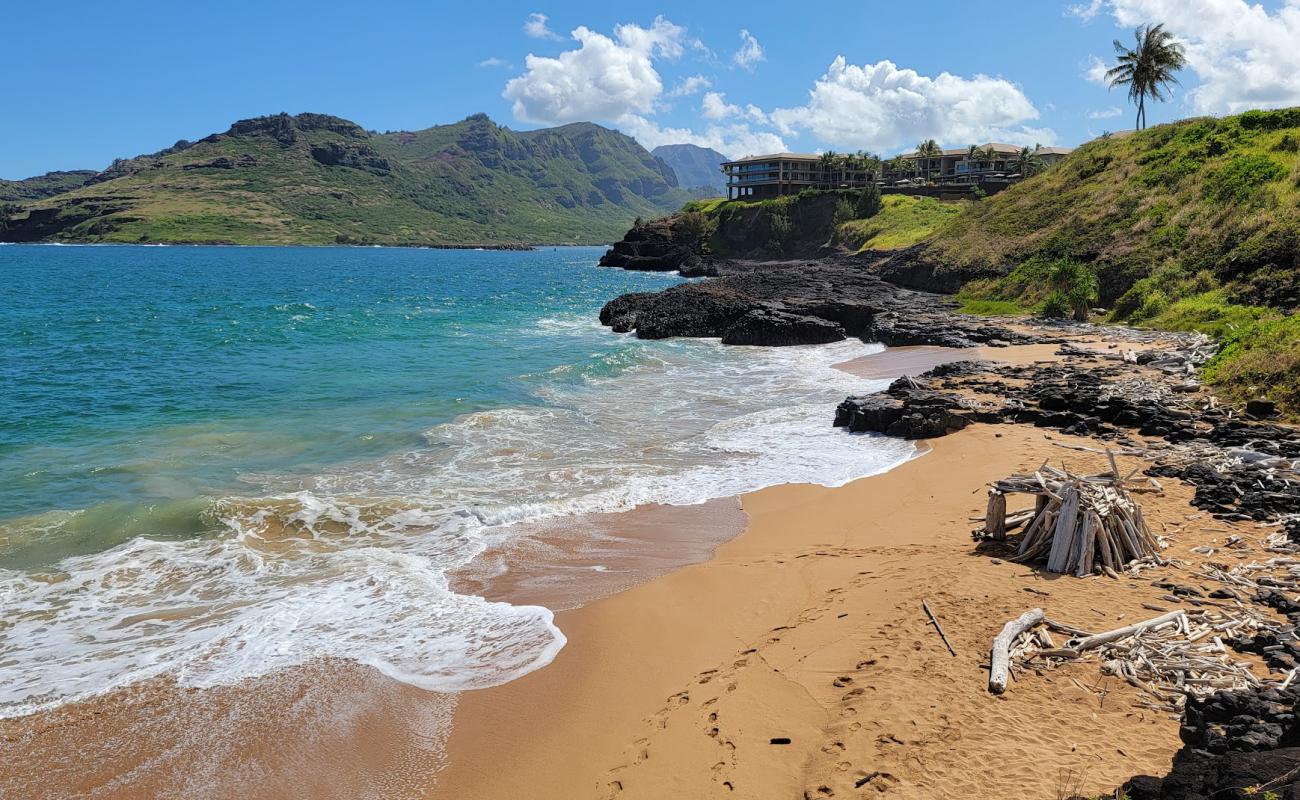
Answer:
[
  {"xmin": 2, "ymin": 340, "xmax": 1268, "ymax": 799},
  {"xmin": 429, "ymin": 340, "xmax": 1244, "ymax": 799}
]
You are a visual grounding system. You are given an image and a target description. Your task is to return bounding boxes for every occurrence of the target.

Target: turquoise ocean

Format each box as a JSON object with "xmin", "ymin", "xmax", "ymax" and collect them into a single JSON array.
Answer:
[{"xmin": 0, "ymin": 244, "xmax": 913, "ymax": 718}]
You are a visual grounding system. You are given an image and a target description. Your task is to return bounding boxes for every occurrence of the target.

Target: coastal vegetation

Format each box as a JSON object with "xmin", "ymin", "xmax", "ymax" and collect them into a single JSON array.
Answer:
[
  {"xmin": 837, "ymin": 195, "xmax": 963, "ymax": 251},
  {"xmin": 0, "ymin": 113, "xmax": 693, "ymax": 246}
]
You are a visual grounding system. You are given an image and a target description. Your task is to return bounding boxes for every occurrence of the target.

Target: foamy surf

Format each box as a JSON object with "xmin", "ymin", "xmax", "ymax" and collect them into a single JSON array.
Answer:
[{"xmin": 0, "ymin": 247, "xmax": 918, "ymax": 724}]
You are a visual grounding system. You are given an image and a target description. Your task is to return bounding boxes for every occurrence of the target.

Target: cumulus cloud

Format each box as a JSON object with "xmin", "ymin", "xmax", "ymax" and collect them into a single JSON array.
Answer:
[
  {"xmin": 769, "ymin": 57, "xmax": 1054, "ymax": 153},
  {"xmin": 523, "ymin": 12, "xmax": 562, "ymax": 41},
  {"xmin": 619, "ymin": 114, "xmax": 785, "ymax": 159},
  {"xmin": 732, "ymin": 29, "xmax": 765, "ymax": 70},
  {"xmin": 668, "ymin": 74, "xmax": 711, "ymax": 98},
  {"xmin": 1087, "ymin": 106, "xmax": 1124, "ymax": 119},
  {"xmin": 1066, "ymin": 0, "xmax": 1105, "ymax": 21},
  {"xmin": 1083, "ymin": 0, "xmax": 1300, "ymax": 114},
  {"xmin": 503, "ymin": 16, "xmax": 687, "ymax": 124},
  {"xmin": 700, "ymin": 92, "xmax": 767, "ymax": 123},
  {"xmin": 1083, "ymin": 54, "xmax": 1112, "ymax": 85}
]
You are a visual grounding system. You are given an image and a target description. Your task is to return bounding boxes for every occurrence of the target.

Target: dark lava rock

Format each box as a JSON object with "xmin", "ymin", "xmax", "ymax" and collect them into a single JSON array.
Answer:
[
  {"xmin": 1125, "ymin": 688, "xmax": 1300, "ymax": 799},
  {"xmin": 720, "ymin": 307, "xmax": 845, "ymax": 346},
  {"xmin": 598, "ymin": 217, "xmax": 698, "ymax": 272},
  {"xmin": 835, "ymin": 388, "xmax": 971, "ymax": 439},
  {"xmin": 1248, "ymin": 399, "xmax": 1279, "ymax": 419}
]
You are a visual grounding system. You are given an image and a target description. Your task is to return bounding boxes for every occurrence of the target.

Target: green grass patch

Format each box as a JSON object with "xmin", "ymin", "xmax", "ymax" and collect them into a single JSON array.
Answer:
[
  {"xmin": 956, "ymin": 298, "xmax": 1026, "ymax": 316},
  {"xmin": 1135, "ymin": 289, "xmax": 1278, "ymax": 338},
  {"xmin": 1204, "ymin": 314, "xmax": 1300, "ymax": 416},
  {"xmin": 838, "ymin": 195, "xmax": 964, "ymax": 251}
]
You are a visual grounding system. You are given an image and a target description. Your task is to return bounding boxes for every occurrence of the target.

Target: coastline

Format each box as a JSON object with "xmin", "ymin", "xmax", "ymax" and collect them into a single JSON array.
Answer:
[
  {"xmin": 427, "ymin": 339, "xmax": 1220, "ymax": 799},
  {"xmin": 431, "ymin": 420, "xmax": 1196, "ymax": 799}
]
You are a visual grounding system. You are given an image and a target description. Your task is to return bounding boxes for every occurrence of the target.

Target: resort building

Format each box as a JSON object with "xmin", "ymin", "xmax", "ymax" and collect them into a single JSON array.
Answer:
[
  {"xmin": 721, "ymin": 153, "xmax": 876, "ymax": 200},
  {"xmin": 722, "ymin": 144, "xmax": 1074, "ymax": 199},
  {"xmin": 882, "ymin": 143, "xmax": 1074, "ymax": 184}
]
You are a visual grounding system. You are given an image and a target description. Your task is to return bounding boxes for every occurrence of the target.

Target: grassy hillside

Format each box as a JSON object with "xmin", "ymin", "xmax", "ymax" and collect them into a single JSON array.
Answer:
[
  {"xmin": 839, "ymin": 195, "xmax": 965, "ymax": 252},
  {"xmin": 917, "ymin": 107, "xmax": 1300, "ymax": 414},
  {"xmin": 926, "ymin": 109, "xmax": 1300, "ymax": 314},
  {"xmin": 0, "ymin": 113, "xmax": 692, "ymax": 245}
]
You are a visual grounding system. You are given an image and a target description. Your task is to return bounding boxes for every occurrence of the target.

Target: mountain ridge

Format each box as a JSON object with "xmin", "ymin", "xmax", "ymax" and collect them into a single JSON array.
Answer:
[
  {"xmin": 0, "ymin": 112, "xmax": 693, "ymax": 246},
  {"xmin": 651, "ymin": 143, "xmax": 729, "ymax": 196}
]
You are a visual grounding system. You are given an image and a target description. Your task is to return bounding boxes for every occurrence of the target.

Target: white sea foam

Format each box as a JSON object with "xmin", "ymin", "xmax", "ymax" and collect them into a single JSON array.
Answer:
[{"xmin": 0, "ymin": 335, "xmax": 911, "ymax": 718}]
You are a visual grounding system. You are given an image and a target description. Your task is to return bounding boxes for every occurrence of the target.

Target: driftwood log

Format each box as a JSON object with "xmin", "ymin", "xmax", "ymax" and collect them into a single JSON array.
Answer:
[{"xmin": 990, "ymin": 608, "xmax": 1044, "ymax": 694}]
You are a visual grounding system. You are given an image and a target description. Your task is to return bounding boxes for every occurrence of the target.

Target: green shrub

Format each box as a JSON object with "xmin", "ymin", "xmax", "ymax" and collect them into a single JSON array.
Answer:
[
  {"xmin": 673, "ymin": 211, "xmax": 717, "ymax": 251},
  {"xmin": 833, "ymin": 199, "xmax": 856, "ymax": 227},
  {"xmin": 1204, "ymin": 313, "xmax": 1300, "ymax": 416},
  {"xmin": 1040, "ymin": 291, "xmax": 1072, "ymax": 318},
  {"xmin": 1203, "ymin": 155, "xmax": 1287, "ymax": 204},
  {"xmin": 767, "ymin": 209, "xmax": 792, "ymax": 254},
  {"xmin": 854, "ymin": 183, "xmax": 883, "ymax": 219},
  {"xmin": 1273, "ymin": 133, "xmax": 1299, "ymax": 153},
  {"xmin": 1238, "ymin": 108, "xmax": 1300, "ymax": 131}
]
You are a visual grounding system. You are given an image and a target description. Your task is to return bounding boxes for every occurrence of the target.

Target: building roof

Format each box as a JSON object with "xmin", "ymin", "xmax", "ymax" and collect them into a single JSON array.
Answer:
[{"xmin": 722, "ymin": 152, "xmax": 823, "ymax": 165}]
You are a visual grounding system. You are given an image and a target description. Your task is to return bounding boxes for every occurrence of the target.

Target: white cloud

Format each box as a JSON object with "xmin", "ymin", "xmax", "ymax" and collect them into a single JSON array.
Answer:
[
  {"xmin": 668, "ymin": 74, "xmax": 711, "ymax": 98},
  {"xmin": 1083, "ymin": 0, "xmax": 1300, "ymax": 114},
  {"xmin": 732, "ymin": 29, "xmax": 765, "ymax": 70},
  {"xmin": 769, "ymin": 57, "xmax": 1055, "ymax": 153},
  {"xmin": 1084, "ymin": 54, "xmax": 1112, "ymax": 85},
  {"xmin": 523, "ymin": 12, "xmax": 562, "ymax": 41},
  {"xmin": 503, "ymin": 16, "xmax": 687, "ymax": 124},
  {"xmin": 700, "ymin": 92, "xmax": 767, "ymax": 123},
  {"xmin": 1087, "ymin": 105, "xmax": 1124, "ymax": 119},
  {"xmin": 1066, "ymin": 0, "xmax": 1105, "ymax": 21},
  {"xmin": 619, "ymin": 114, "xmax": 786, "ymax": 159},
  {"xmin": 477, "ymin": 57, "xmax": 512, "ymax": 69}
]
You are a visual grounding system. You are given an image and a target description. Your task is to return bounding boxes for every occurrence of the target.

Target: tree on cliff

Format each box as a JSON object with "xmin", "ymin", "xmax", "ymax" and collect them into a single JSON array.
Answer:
[
  {"xmin": 1041, "ymin": 259, "xmax": 1099, "ymax": 321},
  {"xmin": 1106, "ymin": 23, "xmax": 1186, "ymax": 131},
  {"xmin": 914, "ymin": 139, "xmax": 942, "ymax": 182}
]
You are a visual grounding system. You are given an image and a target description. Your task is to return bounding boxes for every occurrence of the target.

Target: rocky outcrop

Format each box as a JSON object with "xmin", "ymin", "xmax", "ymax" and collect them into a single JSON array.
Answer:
[
  {"xmin": 1124, "ymin": 688, "xmax": 1300, "ymax": 800},
  {"xmin": 834, "ymin": 385, "xmax": 974, "ymax": 439},
  {"xmin": 720, "ymin": 306, "xmax": 846, "ymax": 346},
  {"xmin": 598, "ymin": 217, "xmax": 702, "ymax": 273},
  {"xmin": 598, "ymin": 258, "xmax": 1038, "ymax": 349}
]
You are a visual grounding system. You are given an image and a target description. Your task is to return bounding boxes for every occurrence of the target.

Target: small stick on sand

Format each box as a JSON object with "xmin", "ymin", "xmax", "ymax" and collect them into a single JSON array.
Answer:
[{"xmin": 923, "ymin": 599, "xmax": 957, "ymax": 657}]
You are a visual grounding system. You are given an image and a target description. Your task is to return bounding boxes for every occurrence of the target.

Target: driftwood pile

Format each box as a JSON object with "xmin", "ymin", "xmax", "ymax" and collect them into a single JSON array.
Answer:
[
  {"xmin": 990, "ymin": 607, "xmax": 1280, "ymax": 711},
  {"xmin": 985, "ymin": 461, "xmax": 1163, "ymax": 576}
]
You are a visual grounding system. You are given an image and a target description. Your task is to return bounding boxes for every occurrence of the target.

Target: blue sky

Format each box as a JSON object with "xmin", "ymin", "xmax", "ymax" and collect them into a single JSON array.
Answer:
[{"xmin": 4, "ymin": 0, "xmax": 1299, "ymax": 179}]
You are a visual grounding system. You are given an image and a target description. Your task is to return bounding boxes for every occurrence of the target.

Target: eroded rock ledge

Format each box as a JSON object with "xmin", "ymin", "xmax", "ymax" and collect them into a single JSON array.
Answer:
[{"xmin": 599, "ymin": 258, "xmax": 1040, "ymax": 349}]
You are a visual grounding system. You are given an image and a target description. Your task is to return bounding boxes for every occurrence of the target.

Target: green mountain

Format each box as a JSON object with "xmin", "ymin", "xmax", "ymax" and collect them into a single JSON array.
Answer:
[
  {"xmin": 652, "ymin": 144, "xmax": 729, "ymax": 196},
  {"xmin": 0, "ymin": 170, "xmax": 98, "ymax": 202},
  {"xmin": 0, "ymin": 113, "xmax": 692, "ymax": 245}
]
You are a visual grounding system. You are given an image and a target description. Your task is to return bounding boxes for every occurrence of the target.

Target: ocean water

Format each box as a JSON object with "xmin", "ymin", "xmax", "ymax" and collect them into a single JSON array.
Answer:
[{"xmin": 0, "ymin": 244, "xmax": 913, "ymax": 718}]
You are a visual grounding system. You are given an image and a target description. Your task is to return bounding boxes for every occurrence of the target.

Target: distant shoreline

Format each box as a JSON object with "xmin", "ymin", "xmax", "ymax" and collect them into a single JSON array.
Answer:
[{"xmin": 0, "ymin": 241, "xmax": 619, "ymax": 251}]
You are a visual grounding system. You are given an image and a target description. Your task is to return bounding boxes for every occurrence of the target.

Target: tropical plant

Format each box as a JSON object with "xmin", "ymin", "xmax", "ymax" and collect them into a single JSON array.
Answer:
[
  {"xmin": 1105, "ymin": 23, "xmax": 1187, "ymax": 131},
  {"xmin": 1042, "ymin": 258, "xmax": 1099, "ymax": 321},
  {"xmin": 1015, "ymin": 145, "xmax": 1047, "ymax": 179},
  {"xmin": 965, "ymin": 144, "xmax": 981, "ymax": 178},
  {"xmin": 767, "ymin": 208, "xmax": 793, "ymax": 254},
  {"xmin": 980, "ymin": 145, "xmax": 1002, "ymax": 172},
  {"xmin": 915, "ymin": 139, "xmax": 942, "ymax": 181}
]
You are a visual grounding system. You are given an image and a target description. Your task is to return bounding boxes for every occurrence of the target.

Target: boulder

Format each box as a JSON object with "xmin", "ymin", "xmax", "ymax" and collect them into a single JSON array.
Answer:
[
  {"xmin": 1247, "ymin": 399, "xmax": 1279, "ymax": 419},
  {"xmin": 721, "ymin": 307, "xmax": 845, "ymax": 346}
]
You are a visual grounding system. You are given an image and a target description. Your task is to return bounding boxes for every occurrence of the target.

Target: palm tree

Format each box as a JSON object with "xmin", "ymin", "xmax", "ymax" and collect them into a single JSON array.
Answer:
[
  {"xmin": 885, "ymin": 155, "xmax": 908, "ymax": 184},
  {"xmin": 818, "ymin": 151, "xmax": 838, "ymax": 189},
  {"xmin": 980, "ymin": 145, "xmax": 1002, "ymax": 174},
  {"xmin": 1014, "ymin": 145, "xmax": 1046, "ymax": 179},
  {"xmin": 1105, "ymin": 23, "xmax": 1187, "ymax": 131},
  {"xmin": 914, "ymin": 139, "xmax": 942, "ymax": 182},
  {"xmin": 965, "ymin": 144, "xmax": 981, "ymax": 180}
]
